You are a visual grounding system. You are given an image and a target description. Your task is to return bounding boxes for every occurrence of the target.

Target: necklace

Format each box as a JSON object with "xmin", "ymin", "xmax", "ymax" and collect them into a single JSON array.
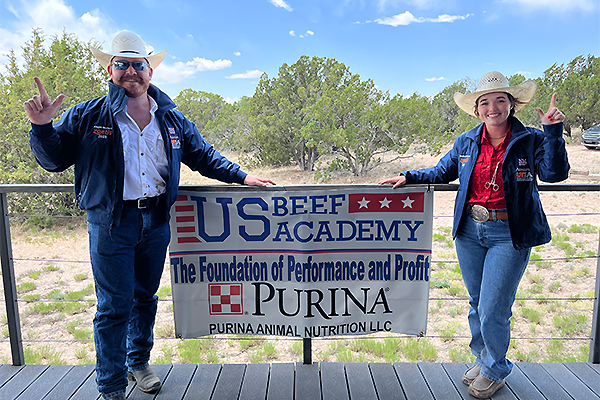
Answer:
[{"xmin": 487, "ymin": 125, "xmax": 511, "ymax": 140}]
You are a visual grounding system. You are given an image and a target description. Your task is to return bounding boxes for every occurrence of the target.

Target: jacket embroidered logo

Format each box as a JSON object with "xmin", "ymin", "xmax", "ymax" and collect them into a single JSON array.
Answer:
[
  {"xmin": 169, "ymin": 127, "xmax": 181, "ymax": 149},
  {"xmin": 92, "ymin": 126, "xmax": 112, "ymax": 138}
]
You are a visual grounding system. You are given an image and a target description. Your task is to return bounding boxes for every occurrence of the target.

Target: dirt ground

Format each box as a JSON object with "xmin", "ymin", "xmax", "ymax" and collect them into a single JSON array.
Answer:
[{"xmin": 1, "ymin": 142, "xmax": 599, "ymax": 365}]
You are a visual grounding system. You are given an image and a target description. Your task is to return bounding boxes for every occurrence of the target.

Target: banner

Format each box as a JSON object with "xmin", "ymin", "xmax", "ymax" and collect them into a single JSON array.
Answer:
[{"xmin": 169, "ymin": 186, "xmax": 433, "ymax": 338}]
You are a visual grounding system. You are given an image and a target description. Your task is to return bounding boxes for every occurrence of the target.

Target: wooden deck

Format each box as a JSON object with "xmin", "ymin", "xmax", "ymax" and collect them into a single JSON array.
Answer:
[{"xmin": 0, "ymin": 362, "xmax": 599, "ymax": 400}]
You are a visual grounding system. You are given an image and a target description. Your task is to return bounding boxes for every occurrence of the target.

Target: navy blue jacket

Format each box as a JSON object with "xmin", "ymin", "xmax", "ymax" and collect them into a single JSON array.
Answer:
[
  {"xmin": 29, "ymin": 82, "xmax": 247, "ymax": 227},
  {"xmin": 404, "ymin": 117, "xmax": 569, "ymax": 249}
]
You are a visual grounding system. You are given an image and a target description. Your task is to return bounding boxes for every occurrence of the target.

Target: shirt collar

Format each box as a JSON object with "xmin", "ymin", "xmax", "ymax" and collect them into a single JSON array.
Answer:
[
  {"xmin": 482, "ymin": 123, "xmax": 512, "ymax": 148},
  {"xmin": 119, "ymin": 94, "xmax": 158, "ymax": 116}
]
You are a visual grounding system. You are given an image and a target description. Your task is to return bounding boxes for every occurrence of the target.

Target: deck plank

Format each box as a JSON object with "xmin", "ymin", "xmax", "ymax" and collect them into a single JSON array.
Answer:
[
  {"xmin": 266, "ymin": 362, "xmax": 294, "ymax": 400},
  {"xmin": 0, "ymin": 364, "xmax": 48, "ymax": 399},
  {"xmin": 564, "ymin": 362, "xmax": 600, "ymax": 396},
  {"xmin": 320, "ymin": 362, "xmax": 349, "ymax": 400},
  {"xmin": 418, "ymin": 362, "xmax": 461, "ymax": 400},
  {"xmin": 0, "ymin": 361, "xmax": 596, "ymax": 399},
  {"xmin": 69, "ymin": 369, "xmax": 101, "ymax": 400},
  {"xmin": 182, "ymin": 363, "xmax": 221, "ymax": 400},
  {"xmin": 505, "ymin": 364, "xmax": 545, "ymax": 400},
  {"xmin": 295, "ymin": 362, "xmax": 321, "ymax": 400},
  {"xmin": 0, "ymin": 365, "xmax": 24, "ymax": 389},
  {"xmin": 239, "ymin": 363, "xmax": 269, "ymax": 400},
  {"xmin": 42, "ymin": 364, "xmax": 95, "ymax": 400},
  {"xmin": 541, "ymin": 363, "xmax": 600, "ymax": 400},
  {"xmin": 346, "ymin": 362, "xmax": 377, "ymax": 400},
  {"xmin": 156, "ymin": 364, "xmax": 196, "ymax": 400},
  {"xmin": 370, "ymin": 363, "xmax": 406, "ymax": 400},
  {"xmin": 517, "ymin": 362, "xmax": 572, "ymax": 400},
  {"xmin": 440, "ymin": 363, "xmax": 474, "ymax": 400},
  {"xmin": 211, "ymin": 364, "xmax": 246, "ymax": 400},
  {"xmin": 394, "ymin": 363, "xmax": 434, "ymax": 400},
  {"xmin": 15, "ymin": 365, "xmax": 72, "ymax": 400}
]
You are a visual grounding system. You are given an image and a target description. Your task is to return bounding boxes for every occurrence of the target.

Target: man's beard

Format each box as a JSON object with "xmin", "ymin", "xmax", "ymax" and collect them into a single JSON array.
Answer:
[{"xmin": 116, "ymin": 76, "xmax": 150, "ymax": 98}]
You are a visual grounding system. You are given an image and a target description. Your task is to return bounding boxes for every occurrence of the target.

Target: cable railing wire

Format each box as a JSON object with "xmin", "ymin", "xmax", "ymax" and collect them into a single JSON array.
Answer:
[
  {"xmin": 0, "ymin": 334, "xmax": 592, "ymax": 345},
  {"xmin": 3, "ymin": 296, "xmax": 595, "ymax": 304}
]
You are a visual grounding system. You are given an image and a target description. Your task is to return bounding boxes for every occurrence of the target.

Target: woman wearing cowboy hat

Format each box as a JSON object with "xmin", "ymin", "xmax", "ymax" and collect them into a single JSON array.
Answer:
[{"xmin": 380, "ymin": 71, "xmax": 569, "ymax": 398}]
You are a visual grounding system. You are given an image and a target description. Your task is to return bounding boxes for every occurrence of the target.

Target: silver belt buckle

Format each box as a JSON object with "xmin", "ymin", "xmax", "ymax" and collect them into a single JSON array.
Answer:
[
  {"xmin": 469, "ymin": 205, "xmax": 490, "ymax": 223},
  {"xmin": 137, "ymin": 198, "xmax": 149, "ymax": 209}
]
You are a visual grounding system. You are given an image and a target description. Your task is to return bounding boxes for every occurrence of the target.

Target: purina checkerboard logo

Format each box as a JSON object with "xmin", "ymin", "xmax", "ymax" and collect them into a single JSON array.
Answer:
[{"xmin": 208, "ymin": 283, "xmax": 244, "ymax": 315}]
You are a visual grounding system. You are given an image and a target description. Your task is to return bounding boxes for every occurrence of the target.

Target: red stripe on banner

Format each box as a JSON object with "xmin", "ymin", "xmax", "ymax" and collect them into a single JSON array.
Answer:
[
  {"xmin": 177, "ymin": 226, "xmax": 196, "ymax": 233},
  {"xmin": 176, "ymin": 216, "xmax": 195, "ymax": 223},
  {"xmin": 175, "ymin": 205, "xmax": 194, "ymax": 212},
  {"xmin": 176, "ymin": 195, "xmax": 188, "ymax": 201},
  {"xmin": 348, "ymin": 192, "xmax": 424, "ymax": 213},
  {"xmin": 178, "ymin": 237, "xmax": 201, "ymax": 243}
]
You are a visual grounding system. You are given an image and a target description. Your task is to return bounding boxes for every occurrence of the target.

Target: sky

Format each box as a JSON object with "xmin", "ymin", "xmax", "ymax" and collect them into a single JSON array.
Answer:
[{"xmin": 1, "ymin": 0, "xmax": 599, "ymax": 103}]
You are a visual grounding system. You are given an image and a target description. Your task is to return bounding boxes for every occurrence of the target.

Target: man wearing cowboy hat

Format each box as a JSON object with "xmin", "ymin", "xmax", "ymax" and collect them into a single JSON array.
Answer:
[{"xmin": 24, "ymin": 30, "xmax": 274, "ymax": 400}]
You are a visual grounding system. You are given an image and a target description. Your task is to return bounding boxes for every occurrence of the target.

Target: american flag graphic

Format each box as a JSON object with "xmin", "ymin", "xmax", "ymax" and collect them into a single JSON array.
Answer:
[
  {"xmin": 348, "ymin": 192, "xmax": 425, "ymax": 213},
  {"xmin": 173, "ymin": 195, "xmax": 202, "ymax": 244},
  {"xmin": 208, "ymin": 283, "xmax": 243, "ymax": 315}
]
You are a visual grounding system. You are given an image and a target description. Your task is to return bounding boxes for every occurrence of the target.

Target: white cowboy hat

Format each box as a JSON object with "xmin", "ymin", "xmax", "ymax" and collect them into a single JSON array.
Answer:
[
  {"xmin": 90, "ymin": 30, "xmax": 167, "ymax": 70},
  {"xmin": 453, "ymin": 71, "xmax": 537, "ymax": 116}
]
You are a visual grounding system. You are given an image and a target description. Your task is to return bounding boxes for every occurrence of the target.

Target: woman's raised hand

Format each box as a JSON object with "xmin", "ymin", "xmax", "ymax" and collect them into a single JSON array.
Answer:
[{"xmin": 536, "ymin": 93, "xmax": 564, "ymax": 125}]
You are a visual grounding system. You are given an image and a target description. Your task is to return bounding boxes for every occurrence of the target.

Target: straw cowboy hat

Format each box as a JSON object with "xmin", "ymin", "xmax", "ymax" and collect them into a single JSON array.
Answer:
[
  {"xmin": 90, "ymin": 30, "xmax": 167, "ymax": 70},
  {"xmin": 454, "ymin": 71, "xmax": 537, "ymax": 117}
]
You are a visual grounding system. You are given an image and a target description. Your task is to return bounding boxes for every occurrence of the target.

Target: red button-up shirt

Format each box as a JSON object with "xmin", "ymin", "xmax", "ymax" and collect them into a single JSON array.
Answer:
[{"xmin": 467, "ymin": 125, "xmax": 511, "ymax": 209}]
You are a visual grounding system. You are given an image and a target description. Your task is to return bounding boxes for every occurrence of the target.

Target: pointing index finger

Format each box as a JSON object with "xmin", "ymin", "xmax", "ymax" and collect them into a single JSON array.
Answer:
[
  {"xmin": 549, "ymin": 93, "xmax": 557, "ymax": 110},
  {"xmin": 34, "ymin": 77, "xmax": 48, "ymax": 99}
]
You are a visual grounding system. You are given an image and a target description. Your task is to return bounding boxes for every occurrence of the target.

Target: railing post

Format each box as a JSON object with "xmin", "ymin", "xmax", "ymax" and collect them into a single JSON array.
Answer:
[
  {"xmin": 303, "ymin": 337, "xmax": 312, "ymax": 364},
  {"xmin": 0, "ymin": 192, "xmax": 24, "ymax": 365},
  {"xmin": 590, "ymin": 229, "xmax": 600, "ymax": 363}
]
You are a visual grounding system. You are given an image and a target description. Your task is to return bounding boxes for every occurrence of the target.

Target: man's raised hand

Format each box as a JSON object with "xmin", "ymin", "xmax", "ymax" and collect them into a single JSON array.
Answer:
[{"xmin": 23, "ymin": 77, "xmax": 65, "ymax": 125}]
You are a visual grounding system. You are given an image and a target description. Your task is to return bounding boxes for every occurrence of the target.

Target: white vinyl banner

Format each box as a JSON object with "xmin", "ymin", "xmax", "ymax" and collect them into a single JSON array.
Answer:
[{"xmin": 169, "ymin": 186, "xmax": 433, "ymax": 339}]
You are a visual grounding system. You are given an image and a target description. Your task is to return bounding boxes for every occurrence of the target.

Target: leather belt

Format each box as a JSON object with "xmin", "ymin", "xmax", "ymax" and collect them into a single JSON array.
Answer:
[
  {"xmin": 467, "ymin": 204, "xmax": 508, "ymax": 223},
  {"xmin": 123, "ymin": 196, "xmax": 160, "ymax": 209}
]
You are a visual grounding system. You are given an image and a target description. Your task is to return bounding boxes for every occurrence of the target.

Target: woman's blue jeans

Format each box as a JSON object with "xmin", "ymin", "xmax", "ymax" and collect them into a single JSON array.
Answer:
[
  {"xmin": 88, "ymin": 206, "xmax": 170, "ymax": 398},
  {"xmin": 455, "ymin": 214, "xmax": 530, "ymax": 383}
]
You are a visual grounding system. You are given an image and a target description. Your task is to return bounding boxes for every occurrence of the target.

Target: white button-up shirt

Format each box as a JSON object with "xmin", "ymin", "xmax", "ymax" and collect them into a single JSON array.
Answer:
[{"xmin": 116, "ymin": 96, "xmax": 168, "ymax": 200}]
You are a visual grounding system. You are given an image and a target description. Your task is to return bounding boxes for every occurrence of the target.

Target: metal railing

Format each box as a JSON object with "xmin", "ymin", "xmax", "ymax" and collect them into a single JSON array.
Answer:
[{"xmin": 1, "ymin": 183, "xmax": 599, "ymax": 366}]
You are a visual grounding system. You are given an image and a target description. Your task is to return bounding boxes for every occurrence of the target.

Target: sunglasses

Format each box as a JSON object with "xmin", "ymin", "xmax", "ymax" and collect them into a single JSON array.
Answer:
[{"xmin": 112, "ymin": 60, "xmax": 149, "ymax": 71}]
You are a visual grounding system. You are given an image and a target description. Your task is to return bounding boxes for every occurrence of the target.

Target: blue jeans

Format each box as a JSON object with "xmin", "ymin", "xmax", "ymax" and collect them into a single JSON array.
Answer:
[
  {"xmin": 455, "ymin": 214, "xmax": 530, "ymax": 382},
  {"xmin": 88, "ymin": 206, "xmax": 170, "ymax": 398}
]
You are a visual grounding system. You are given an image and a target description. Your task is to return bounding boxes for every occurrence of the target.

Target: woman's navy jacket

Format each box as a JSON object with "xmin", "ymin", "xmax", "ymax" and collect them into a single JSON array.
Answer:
[{"xmin": 404, "ymin": 117, "xmax": 569, "ymax": 249}]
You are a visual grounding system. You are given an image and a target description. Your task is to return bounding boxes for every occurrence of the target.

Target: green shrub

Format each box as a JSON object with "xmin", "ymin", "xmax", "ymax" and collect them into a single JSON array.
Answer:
[
  {"xmin": 17, "ymin": 282, "xmax": 36, "ymax": 293},
  {"xmin": 567, "ymin": 223, "xmax": 598, "ymax": 233},
  {"xmin": 552, "ymin": 314, "xmax": 588, "ymax": 336},
  {"xmin": 157, "ymin": 286, "xmax": 172, "ymax": 299},
  {"xmin": 521, "ymin": 308, "xmax": 542, "ymax": 324}
]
